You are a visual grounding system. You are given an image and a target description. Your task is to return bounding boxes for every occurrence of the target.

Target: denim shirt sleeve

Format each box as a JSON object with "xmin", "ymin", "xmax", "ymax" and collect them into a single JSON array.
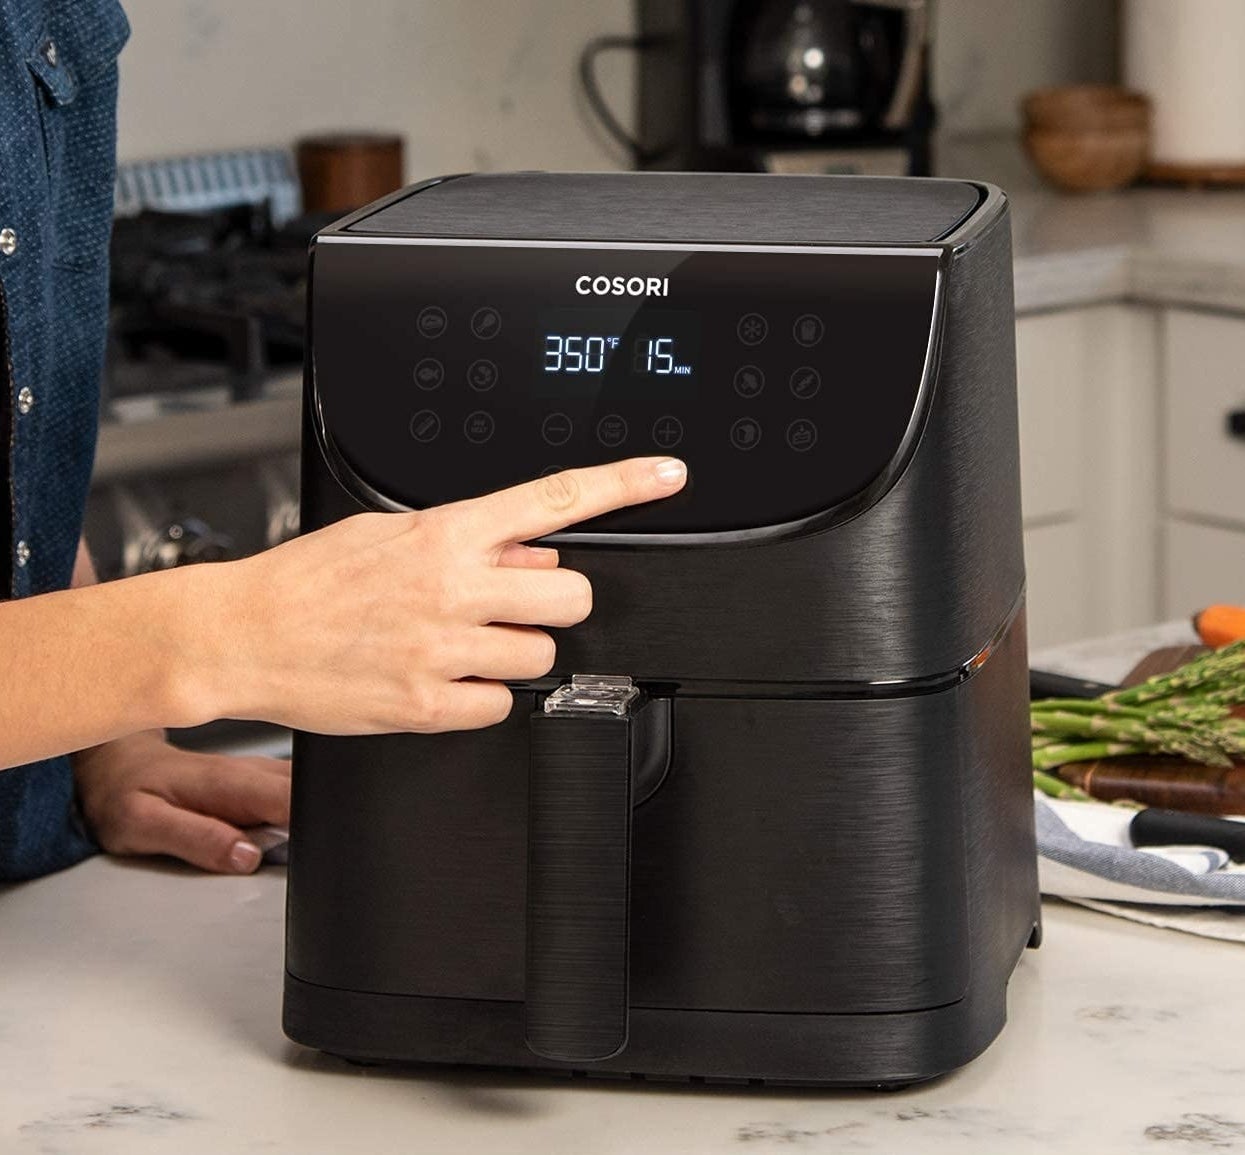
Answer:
[{"xmin": 0, "ymin": 0, "xmax": 130, "ymax": 880}]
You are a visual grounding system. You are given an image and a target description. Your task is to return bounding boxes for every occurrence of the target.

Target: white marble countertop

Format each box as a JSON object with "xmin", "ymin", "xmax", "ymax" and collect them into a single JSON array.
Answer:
[
  {"xmin": 3, "ymin": 858, "xmax": 1245, "ymax": 1155},
  {"xmin": 1030, "ymin": 619, "xmax": 1201, "ymax": 684},
  {"xmin": 1010, "ymin": 185, "xmax": 1245, "ymax": 316},
  {"xmin": 2, "ymin": 623, "xmax": 1243, "ymax": 1155},
  {"xmin": 936, "ymin": 133, "xmax": 1245, "ymax": 316}
]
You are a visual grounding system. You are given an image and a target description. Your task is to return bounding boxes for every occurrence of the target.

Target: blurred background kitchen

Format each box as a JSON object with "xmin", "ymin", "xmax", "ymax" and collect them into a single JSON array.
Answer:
[{"xmin": 97, "ymin": 0, "xmax": 1242, "ymax": 669}]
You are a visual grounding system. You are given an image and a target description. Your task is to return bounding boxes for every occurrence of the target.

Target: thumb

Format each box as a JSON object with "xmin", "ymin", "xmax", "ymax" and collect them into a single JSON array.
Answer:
[{"xmin": 109, "ymin": 792, "xmax": 263, "ymax": 874}]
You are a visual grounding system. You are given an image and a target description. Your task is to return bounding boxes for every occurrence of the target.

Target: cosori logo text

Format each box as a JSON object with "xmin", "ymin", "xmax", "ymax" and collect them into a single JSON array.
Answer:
[{"xmin": 575, "ymin": 275, "xmax": 669, "ymax": 297}]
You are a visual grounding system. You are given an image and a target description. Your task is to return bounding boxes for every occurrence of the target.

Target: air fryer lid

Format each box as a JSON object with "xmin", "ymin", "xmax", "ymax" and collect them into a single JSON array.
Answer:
[
  {"xmin": 344, "ymin": 172, "xmax": 980, "ymax": 246},
  {"xmin": 313, "ymin": 175, "xmax": 959, "ymax": 536}
]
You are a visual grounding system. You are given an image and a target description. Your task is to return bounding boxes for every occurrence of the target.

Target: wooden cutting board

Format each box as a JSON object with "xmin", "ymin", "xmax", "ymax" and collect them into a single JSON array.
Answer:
[{"xmin": 1055, "ymin": 645, "xmax": 1245, "ymax": 815}]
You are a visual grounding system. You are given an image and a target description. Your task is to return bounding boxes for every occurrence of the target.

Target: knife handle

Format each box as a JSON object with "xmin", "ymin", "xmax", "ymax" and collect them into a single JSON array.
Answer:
[
  {"xmin": 1130, "ymin": 807, "xmax": 1245, "ymax": 862},
  {"xmin": 1030, "ymin": 668, "xmax": 1118, "ymax": 701}
]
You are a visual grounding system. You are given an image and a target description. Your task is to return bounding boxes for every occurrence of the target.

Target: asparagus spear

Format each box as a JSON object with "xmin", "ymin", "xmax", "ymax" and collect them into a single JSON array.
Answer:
[
  {"xmin": 1032, "ymin": 741, "xmax": 1143, "ymax": 772},
  {"xmin": 1030, "ymin": 640, "xmax": 1245, "ymax": 784},
  {"xmin": 1030, "ymin": 710, "xmax": 1232, "ymax": 764},
  {"xmin": 1033, "ymin": 768, "xmax": 1092, "ymax": 800},
  {"xmin": 1106, "ymin": 641, "xmax": 1245, "ymax": 706}
]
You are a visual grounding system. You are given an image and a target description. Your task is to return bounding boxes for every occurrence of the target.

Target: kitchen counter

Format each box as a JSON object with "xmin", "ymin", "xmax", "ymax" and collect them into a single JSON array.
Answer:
[
  {"xmin": 1009, "ymin": 184, "xmax": 1245, "ymax": 315},
  {"xmin": 4, "ymin": 850, "xmax": 1245, "ymax": 1154},
  {"xmin": 939, "ymin": 132, "xmax": 1245, "ymax": 315},
  {"xmin": 3, "ymin": 626, "xmax": 1244, "ymax": 1155}
]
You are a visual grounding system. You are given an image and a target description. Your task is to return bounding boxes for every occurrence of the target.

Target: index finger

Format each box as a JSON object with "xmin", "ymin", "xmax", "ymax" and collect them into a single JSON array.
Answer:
[{"xmin": 450, "ymin": 457, "xmax": 687, "ymax": 549}]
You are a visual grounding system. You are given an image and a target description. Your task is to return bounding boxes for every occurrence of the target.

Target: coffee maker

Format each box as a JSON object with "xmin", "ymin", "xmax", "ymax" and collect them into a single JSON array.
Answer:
[
  {"xmin": 601, "ymin": 0, "xmax": 934, "ymax": 174},
  {"xmin": 284, "ymin": 171, "xmax": 1039, "ymax": 1088}
]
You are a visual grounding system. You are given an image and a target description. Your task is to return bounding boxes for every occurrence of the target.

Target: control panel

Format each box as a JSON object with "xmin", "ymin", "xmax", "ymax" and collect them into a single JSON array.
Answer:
[{"xmin": 311, "ymin": 240, "xmax": 941, "ymax": 535}]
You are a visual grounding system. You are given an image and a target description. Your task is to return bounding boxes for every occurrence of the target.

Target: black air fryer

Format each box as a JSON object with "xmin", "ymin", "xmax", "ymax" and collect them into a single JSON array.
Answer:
[{"xmin": 285, "ymin": 172, "xmax": 1040, "ymax": 1088}]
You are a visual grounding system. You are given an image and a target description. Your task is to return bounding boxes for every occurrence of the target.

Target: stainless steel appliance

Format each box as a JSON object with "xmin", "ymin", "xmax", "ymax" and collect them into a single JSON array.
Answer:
[{"xmin": 285, "ymin": 171, "xmax": 1039, "ymax": 1087}]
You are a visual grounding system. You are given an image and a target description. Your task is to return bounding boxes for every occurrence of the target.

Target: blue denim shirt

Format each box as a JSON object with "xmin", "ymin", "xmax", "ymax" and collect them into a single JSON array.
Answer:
[{"xmin": 0, "ymin": 0, "xmax": 129, "ymax": 878}]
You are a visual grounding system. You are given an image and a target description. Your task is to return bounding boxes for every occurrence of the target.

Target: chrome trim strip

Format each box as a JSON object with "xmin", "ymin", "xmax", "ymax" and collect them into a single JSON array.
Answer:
[
  {"xmin": 507, "ymin": 586, "xmax": 1029, "ymax": 701},
  {"xmin": 316, "ymin": 234, "xmax": 943, "ymax": 259}
]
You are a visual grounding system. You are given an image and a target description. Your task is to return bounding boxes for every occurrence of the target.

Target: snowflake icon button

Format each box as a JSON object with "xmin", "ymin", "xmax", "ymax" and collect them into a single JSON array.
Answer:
[{"xmin": 737, "ymin": 313, "xmax": 768, "ymax": 346}]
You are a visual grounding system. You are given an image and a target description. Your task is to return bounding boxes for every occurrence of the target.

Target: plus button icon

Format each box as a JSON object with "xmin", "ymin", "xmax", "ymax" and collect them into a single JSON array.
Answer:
[{"xmin": 652, "ymin": 416, "xmax": 684, "ymax": 449}]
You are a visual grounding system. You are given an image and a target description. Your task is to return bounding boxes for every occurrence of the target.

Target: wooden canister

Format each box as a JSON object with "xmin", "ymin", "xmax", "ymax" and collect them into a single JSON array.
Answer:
[{"xmin": 296, "ymin": 133, "xmax": 405, "ymax": 214}]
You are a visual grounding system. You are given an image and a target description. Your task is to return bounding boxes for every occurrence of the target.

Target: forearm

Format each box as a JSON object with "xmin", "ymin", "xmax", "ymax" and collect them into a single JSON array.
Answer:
[
  {"xmin": 0, "ymin": 458, "xmax": 688, "ymax": 763},
  {"xmin": 68, "ymin": 539, "xmax": 167, "ymax": 761},
  {"xmin": 0, "ymin": 565, "xmax": 223, "ymax": 770}
]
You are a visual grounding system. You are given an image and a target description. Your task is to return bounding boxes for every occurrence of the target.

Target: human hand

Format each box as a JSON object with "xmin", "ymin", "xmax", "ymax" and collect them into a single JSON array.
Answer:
[
  {"xmin": 181, "ymin": 457, "xmax": 686, "ymax": 735},
  {"xmin": 73, "ymin": 730, "xmax": 289, "ymax": 874}
]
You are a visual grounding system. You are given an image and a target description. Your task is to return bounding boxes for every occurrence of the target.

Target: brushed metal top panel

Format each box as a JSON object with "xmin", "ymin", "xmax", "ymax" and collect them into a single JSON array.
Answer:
[{"xmin": 344, "ymin": 172, "xmax": 984, "ymax": 247}]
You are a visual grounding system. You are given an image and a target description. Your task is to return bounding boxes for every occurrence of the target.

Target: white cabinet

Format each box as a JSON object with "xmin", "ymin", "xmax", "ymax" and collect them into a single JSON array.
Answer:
[
  {"xmin": 1023, "ymin": 521, "xmax": 1090, "ymax": 649},
  {"xmin": 1015, "ymin": 306, "xmax": 1161, "ymax": 649},
  {"xmin": 1161, "ymin": 309, "xmax": 1245, "ymax": 617},
  {"xmin": 1163, "ymin": 520, "xmax": 1245, "ymax": 618},
  {"xmin": 1163, "ymin": 310, "xmax": 1245, "ymax": 525},
  {"xmin": 1015, "ymin": 311, "xmax": 1085, "ymax": 523},
  {"xmin": 1008, "ymin": 301, "xmax": 1245, "ymax": 648}
]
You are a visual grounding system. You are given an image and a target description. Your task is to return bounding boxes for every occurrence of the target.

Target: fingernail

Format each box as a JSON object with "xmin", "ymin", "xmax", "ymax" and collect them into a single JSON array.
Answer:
[
  {"xmin": 229, "ymin": 840, "xmax": 262, "ymax": 874},
  {"xmin": 653, "ymin": 458, "xmax": 687, "ymax": 486}
]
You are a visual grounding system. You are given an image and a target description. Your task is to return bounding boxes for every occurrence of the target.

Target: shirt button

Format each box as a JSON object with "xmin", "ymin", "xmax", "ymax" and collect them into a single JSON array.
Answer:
[
  {"xmin": 42, "ymin": 39, "xmax": 58, "ymax": 67},
  {"xmin": 0, "ymin": 228, "xmax": 16, "ymax": 257},
  {"xmin": 15, "ymin": 541, "xmax": 30, "ymax": 568},
  {"xmin": 16, "ymin": 387, "xmax": 33, "ymax": 415}
]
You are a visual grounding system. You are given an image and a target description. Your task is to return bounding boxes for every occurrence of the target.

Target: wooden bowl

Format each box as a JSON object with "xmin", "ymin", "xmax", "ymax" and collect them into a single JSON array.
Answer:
[
  {"xmin": 1023, "ymin": 85, "xmax": 1150, "ymax": 132},
  {"xmin": 1023, "ymin": 125, "xmax": 1150, "ymax": 192},
  {"xmin": 1021, "ymin": 87, "xmax": 1151, "ymax": 192}
]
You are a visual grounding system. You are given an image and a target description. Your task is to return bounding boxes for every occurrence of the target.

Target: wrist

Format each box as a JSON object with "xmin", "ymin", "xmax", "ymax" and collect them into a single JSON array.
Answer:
[{"xmin": 151, "ymin": 561, "xmax": 251, "ymax": 729}]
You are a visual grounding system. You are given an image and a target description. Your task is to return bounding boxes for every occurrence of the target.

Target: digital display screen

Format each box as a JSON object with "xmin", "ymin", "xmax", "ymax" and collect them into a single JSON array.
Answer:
[{"xmin": 537, "ymin": 308, "xmax": 700, "ymax": 395}]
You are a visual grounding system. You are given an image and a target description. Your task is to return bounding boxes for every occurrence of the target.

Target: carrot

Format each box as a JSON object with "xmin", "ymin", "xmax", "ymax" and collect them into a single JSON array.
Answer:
[{"xmin": 1194, "ymin": 605, "xmax": 1245, "ymax": 648}]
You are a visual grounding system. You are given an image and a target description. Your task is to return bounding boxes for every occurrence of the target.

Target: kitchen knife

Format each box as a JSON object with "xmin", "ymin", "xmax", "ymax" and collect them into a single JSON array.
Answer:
[
  {"xmin": 1030, "ymin": 668, "xmax": 1118, "ymax": 700},
  {"xmin": 1130, "ymin": 807, "xmax": 1245, "ymax": 863}
]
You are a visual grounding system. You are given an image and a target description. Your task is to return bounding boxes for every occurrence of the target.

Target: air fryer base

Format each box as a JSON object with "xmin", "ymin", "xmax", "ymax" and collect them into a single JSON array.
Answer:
[{"xmin": 284, "ymin": 946, "xmax": 1030, "ymax": 1089}]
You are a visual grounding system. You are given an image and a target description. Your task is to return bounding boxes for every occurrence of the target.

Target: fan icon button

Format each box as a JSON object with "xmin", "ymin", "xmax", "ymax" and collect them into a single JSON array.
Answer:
[{"xmin": 737, "ymin": 313, "xmax": 768, "ymax": 346}]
